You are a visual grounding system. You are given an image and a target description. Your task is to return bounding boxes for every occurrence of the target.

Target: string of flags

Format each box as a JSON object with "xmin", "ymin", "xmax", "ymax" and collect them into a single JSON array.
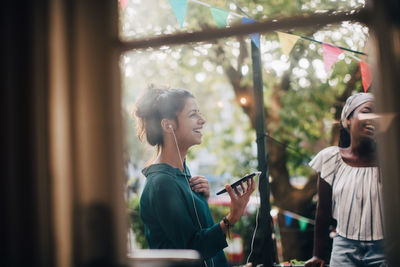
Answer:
[
  {"xmin": 119, "ymin": 0, "xmax": 372, "ymax": 92},
  {"xmin": 120, "ymin": 0, "xmax": 127, "ymax": 11},
  {"xmin": 271, "ymin": 207, "xmax": 315, "ymax": 232}
]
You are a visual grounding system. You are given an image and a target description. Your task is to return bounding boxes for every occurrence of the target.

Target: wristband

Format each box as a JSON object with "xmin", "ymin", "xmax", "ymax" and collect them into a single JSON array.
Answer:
[{"xmin": 223, "ymin": 216, "xmax": 233, "ymax": 239}]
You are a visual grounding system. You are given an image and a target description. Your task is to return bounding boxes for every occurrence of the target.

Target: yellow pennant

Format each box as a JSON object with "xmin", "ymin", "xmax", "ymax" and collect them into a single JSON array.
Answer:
[{"xmin": 277, "ymin": 32, "xmax": 300, "ymax": 56}]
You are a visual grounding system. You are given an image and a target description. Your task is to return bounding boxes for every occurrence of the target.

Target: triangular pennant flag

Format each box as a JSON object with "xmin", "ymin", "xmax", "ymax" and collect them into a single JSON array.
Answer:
[
  {"xmin": 119, "ymin": 0, "xmax": 127, "ymax": 11},
  {"xmin": 322, "ymin": 43, "xmax": 343, "ymax": 73},
  {"xmin": 298, "ymin": 218, "xmax": 308, "ymax": 232},
  {"xmin": 241, "ymin": 17, "xmax": 260, "ymax": 48},
  {"xmin": 360, "ymin": 61, "xmax": 372, "ymax": 92},
  {"xmin": 284, "ymin": 214, "xmax": 293, "ymax": 227},
  {"xmin": 277, "ymin": 32, "xmax": 300, "ymax": 56},
  {"xmin": 169, "ymin": 0, "xmax": 188, "ymax": 27},
  {"xmin": 210, "ymin": 7, "xmax": 229, "ymax": 28}
]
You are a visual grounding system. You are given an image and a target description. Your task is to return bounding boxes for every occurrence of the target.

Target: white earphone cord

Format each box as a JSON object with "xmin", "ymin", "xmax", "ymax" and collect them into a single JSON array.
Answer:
[
  {"xmin": 246, "ymin": 179, "xmax": 260, "ymax": 264},
  {"xmin": 170, "ymin": 128, "xmax": 214, "ymax": 267},
  {"xmin": 170, "ymin": 126, "xmax": 261, "ymax": 266}
]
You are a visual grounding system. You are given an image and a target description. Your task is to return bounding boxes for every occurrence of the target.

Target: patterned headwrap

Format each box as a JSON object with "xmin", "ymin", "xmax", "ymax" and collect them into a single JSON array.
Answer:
[{"xmin": 341, "ymin": 92, "xmax": 375, "ymax": 130}]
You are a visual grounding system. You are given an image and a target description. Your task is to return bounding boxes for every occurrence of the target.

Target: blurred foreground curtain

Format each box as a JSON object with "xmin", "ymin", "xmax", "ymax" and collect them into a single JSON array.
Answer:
[
  {"xmin": 1, "ymin": 0, "xmax": 126, "ymax": 266},
  {"xmin": 370, "ymin": 1, "xmax": 400, "ymax": 266}
]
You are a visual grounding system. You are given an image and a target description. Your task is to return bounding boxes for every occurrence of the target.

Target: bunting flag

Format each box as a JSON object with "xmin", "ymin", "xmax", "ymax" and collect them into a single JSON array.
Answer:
[
  {"xmin": 169, "ymin": 0, "xmax": 188, "ymax": 27},
  {"xmin": 281, "ymin": 209, "xmax": 315, "ymax": 229},
  {"xmin": 119, "ymin": 0, "xmax": 127, "ymax": 11},
  {"xmin": 322, "ymin": 43, "xmax": 343, "ymax": 73},
  {"xmin": 241, "ymin": 17, "xmax": 260, "ymax": 48},
  {"xmin": 298, "ymin": 218, "xmax": 308, "ymax": 232},
  {"xmin": 163, "ymin": 0, "xmax": 368, "ymax": 92},
  {"xmin": 277, "ymin": 32, "xmax": 300, "ymax": 56},
  {"xmin": 210, "ymin": 7, "xmax": 229, "ymax": 28},
  {"xmin": 360, "ymin": 61, "xmax": 372, "ymax": 92},
  {"xmin": 284, "ymin": 214, "xmax": 293, "ymax": 227}
]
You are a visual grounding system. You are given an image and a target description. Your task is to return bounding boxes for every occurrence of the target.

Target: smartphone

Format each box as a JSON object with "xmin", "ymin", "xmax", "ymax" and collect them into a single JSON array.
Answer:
[{"xmin": 216, "ymin": 171, "xmax": 261, "ymax": 195}]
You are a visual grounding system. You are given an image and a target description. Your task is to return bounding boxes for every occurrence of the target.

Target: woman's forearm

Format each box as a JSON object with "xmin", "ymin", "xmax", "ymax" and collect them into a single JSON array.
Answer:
[{"xmin": 313, "ymin": 176, "xmax": 332, "ymax": 259}]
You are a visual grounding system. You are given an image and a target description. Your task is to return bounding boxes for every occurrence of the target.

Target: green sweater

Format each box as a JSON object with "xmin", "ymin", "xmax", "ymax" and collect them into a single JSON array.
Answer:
[{"xmin": 140, "ymin": 163, "xmax": 229, "ymax": 267}]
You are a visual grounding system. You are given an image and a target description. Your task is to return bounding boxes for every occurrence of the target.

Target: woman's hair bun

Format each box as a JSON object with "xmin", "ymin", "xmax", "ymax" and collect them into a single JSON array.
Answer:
[{"xmin": 135, "ymin": 84, "xmax": 165, "ymax": 119}]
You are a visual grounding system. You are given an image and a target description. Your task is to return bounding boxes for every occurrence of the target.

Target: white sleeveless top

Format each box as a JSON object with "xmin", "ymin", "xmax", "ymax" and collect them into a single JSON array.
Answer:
[{"xmin": 309, "ymin": 146, "xmax": 384, "ymax": 241}]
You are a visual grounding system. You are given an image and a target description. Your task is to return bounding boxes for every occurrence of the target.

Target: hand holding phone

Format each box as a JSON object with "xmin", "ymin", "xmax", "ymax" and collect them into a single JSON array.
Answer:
[{"xmin": 216, "ymin": 171, "xmax": 261, "ymax": 195}]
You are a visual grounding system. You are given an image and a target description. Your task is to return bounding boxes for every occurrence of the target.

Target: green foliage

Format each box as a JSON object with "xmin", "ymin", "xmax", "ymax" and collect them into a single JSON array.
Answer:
[
  {"xmin": 208, "ymin": 204, "xmax": 259, "ymax": 264},
  {"xmin": 231, "ymin": 211, "xmax": 258, "ymax": 262},
  {"xmin": 279, "ymin": 259, "xmax": 307, "ymax": 265},
  {"xmin": 209, "ymin": 204, "xmax": 230, "ymax": 221},
  {"xmin": 121, "ymin": 0, "xmax": 369, "ymax": 258},
  {"xmin": 128, "ymin": 196, "xmax": 148, "ymax": 249},
  {"xmin": 122, "ymin": 109, "xmax": 153, "ymax": 169}
]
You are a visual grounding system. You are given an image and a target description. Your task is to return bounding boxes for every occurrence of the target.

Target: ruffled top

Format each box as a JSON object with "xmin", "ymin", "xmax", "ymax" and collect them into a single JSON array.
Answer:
[{"xmin": 309, "ymin": 146, "xmax": 384, "ymax": 241}]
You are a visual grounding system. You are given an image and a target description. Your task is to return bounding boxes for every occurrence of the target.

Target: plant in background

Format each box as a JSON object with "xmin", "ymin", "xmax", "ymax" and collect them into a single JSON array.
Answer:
[
  {"xmin": 209, "ymin": 204, "xmax": 257, "ymax": 265},
  {"xmin": 128, "ymin": 196, "xmax": 148, "ymax": 249}
]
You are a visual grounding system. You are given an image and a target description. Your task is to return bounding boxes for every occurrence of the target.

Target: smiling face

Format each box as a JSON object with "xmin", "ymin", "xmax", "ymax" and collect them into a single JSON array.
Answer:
[
  {"xmin": 174, "ymin": 97, "xmax": 206, "ymax": 150},
  {"xmin": 349, "ymin": 101, "xmax": 376, "ymax": 142}
]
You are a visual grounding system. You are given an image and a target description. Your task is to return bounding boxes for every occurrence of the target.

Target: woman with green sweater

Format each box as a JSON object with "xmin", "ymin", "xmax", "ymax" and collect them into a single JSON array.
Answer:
[{"xmin": 135, "ymin": 85, "xmax": 255, "ymax": 267}]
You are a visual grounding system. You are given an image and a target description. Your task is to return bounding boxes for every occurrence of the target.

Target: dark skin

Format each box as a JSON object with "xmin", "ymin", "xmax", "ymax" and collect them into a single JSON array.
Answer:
[{"xmin": 305, "ymin": 101, "xmax": 377, "ymax": 267}]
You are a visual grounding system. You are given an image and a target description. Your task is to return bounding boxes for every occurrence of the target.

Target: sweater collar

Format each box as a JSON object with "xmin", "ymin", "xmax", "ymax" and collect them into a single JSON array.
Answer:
[{"xmin": 142, "ymin": 160, "xmax": 191, "ymax": 178}]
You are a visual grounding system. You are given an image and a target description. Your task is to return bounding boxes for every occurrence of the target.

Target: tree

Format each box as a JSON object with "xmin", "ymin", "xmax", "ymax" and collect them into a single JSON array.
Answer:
[{"xmin": 120, "ymin": 0, "xmax": 368, "ymax": 261}]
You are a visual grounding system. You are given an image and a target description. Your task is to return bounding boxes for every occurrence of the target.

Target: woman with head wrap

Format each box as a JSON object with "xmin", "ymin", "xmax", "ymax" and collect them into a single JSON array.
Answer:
[{"xmin": 305, "ymin": 93, "xmax": 387, "ymax": 267}]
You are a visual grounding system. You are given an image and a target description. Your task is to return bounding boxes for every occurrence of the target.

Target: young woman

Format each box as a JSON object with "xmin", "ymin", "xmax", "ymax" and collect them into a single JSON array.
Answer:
[
  {"xmin": 135, "ymin": 86, "xmax": 256, "ymax": 266},
  {"xmin": 305, "ymin": 92, "xmax": 386, "ymax": 267}
]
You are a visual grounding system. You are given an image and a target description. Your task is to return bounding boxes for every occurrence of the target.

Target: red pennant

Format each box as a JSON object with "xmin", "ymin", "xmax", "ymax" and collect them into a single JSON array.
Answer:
[
  {"xmin": 360, "ymin": 61, "xmax": 372, "ymax": 92},
  {"xmin": 120, "ymin": 0, "xmax": 127, "ymax": 11},
  {"xmin": 322, "ymin": 43, "xmax": 343, "ymax": 73}
]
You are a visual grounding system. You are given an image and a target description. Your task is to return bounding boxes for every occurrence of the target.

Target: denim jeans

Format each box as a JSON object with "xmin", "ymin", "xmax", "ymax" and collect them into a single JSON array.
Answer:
[{"xmin": 330, "ymin": 235, "xmax": 387, "ymax": 267}]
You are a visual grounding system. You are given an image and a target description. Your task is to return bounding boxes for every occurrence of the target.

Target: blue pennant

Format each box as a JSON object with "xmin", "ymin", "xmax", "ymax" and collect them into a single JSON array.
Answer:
[
  {"xmin": 169, "ymin": 0, "xmax": 188, "ymax": 27},
  {"xmin": 284, "ymin": 214, "xmax": 293, "ymax": 227},
  {"xmin": 241, "ymin": 17, "xmax": 260, "ymax": 48}
]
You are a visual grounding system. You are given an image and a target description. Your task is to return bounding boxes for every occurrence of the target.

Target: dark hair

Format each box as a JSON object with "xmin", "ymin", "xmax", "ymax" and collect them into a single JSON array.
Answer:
[
  {"xmin": 338, "ymin": 124, "xmax": 351, "ymax": 148},
  {"xmin": 134, "ymin": 85, "xmax": 194, "ymax": 148},
  {"xmin": 338, "ymin": 110, "xmax": 354, "ymax": 148}
]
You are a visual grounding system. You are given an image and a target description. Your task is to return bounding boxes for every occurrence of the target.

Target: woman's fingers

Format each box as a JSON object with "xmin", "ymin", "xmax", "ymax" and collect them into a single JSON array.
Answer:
[
  {"xmin": 192, "ymin": 184, "xmax": 205, "ymax": 191},
  {"xmin": 248, "ymin": 177, "xmax": 255, "ymax": 193},
  {"xmin": 193, "ymin": 185, "xmax": 209, "ymax": 194},
  {"xmin": 189, "ymin": 176, "xmax": 206, "ymax": 185},
  {"xmin": 240, "ymin": 181, "xmax": 246, "ymax": 193},
  {"xmin": 225, "ymin": 184, "xmax": 237, "ymax": 200},
  {"xmin": 191, "ymin": 182, "xmax": 207, "ymax": 190},
  {"xmin": 228, "ymin": 177, "xmax": 257, "ymax": 197},
  {"xmin": 233, "ymin": 186, "xmax": 241, "ymax": 196},
  {"xmin": 189, "ymin": 176, "xmax": 210, "ymax": 199},
  {"xmin": 237, "ymin": 177, "xmax": 255, "ymax": 196},
  {"xmin": 190, "ymin": 176, "xmax": 208, "ymax": 189}
]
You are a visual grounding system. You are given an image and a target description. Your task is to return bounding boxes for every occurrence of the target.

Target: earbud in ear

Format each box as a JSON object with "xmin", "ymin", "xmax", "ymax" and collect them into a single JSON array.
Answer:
[{"xmin": 168, "ymin": 125, "xmax": 173, "ymax": 129}]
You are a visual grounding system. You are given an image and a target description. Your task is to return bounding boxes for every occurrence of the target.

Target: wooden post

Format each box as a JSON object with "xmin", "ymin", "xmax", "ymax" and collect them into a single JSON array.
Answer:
[
  {"xmin": 368, "ymin": 1, "xmax": 400, "ymax": 266},
  {"xmin": 250, "ymin": 41, "xmax": 276, "ymax": 267}
]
